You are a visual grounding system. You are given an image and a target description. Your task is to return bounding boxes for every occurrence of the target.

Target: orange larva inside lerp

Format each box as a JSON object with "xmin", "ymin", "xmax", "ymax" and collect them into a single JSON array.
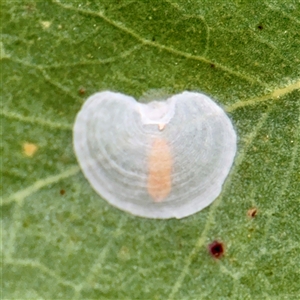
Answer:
[
  {"xmin": 147, "ymin": 138, "xmax": 172, "ymax": 202},
  {"xmin": 73, "ymin": 91, "xmax": 237, "ymax": 219}
]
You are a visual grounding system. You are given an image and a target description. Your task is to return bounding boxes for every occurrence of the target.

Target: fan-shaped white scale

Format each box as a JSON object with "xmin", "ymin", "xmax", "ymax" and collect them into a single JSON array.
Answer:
[{"xmin": 73, "ymin": 91, "xmax": 237, "ymax": 219}]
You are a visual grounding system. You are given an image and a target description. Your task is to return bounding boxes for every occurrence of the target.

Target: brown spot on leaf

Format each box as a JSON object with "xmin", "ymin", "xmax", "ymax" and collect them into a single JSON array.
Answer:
[
  {"xmin": 257, "ymin": 24, "xmax": 264, "ymax": 30},
  {"xmin": 79, "ymin": 87, "xmax": 86, "ymax": 95},
  {"xmin": 247, "ymin": 207, "xmax": 257, "ymax": 218},
  {"xmin": 208, "ymin": 240, "xmax": 225, "ymax": 259},
  {"xmin": 60, "ymin": 189, "xmax": 66, "ymax": 195},
  {"xmin": 210, "ymin": 63, "xmax": 216, "ymax": 68},
  {"xmin": 23, "ymin": 142, "xmax": 38, "ymax": 157}
]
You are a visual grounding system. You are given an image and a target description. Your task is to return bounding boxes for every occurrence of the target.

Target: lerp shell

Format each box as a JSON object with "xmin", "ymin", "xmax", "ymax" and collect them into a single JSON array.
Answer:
[{"xmin": 73, "ymin": 91, "xmax": 237, "ymax": 219}]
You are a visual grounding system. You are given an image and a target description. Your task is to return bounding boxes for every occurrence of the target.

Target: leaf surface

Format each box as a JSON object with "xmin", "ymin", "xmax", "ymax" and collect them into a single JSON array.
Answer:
[{"xmin": 1, "ymin": 1, "xmax": 300, "ymax": 299}]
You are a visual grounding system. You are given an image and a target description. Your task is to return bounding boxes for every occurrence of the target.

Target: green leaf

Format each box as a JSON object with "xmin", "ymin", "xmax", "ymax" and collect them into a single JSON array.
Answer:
[{"xmin": 1, "ymin": 1, "xmax": 299, "ymax": 299}]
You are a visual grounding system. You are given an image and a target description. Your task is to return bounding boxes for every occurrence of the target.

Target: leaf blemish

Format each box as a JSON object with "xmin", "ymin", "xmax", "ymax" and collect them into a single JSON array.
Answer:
[
  {"xmin": 247, "ymin": 207, "xmax": 257, "ymax": 218},
  {"xmin": 23, "ymin": 142, "xmax": 38, "ymax": 157},
  {"xmin": 257, "ymin": 24, "xmax": 264, "ymax": 30},
  {"xmin": 79, "ymin": 87, "xmax": 86, "ymax": 95},
  {"xmin": 60, "ymin": 189, "xmax": 66, "ymax": 195},
  {"xmin": 40, "ymin": 21, "xmax": 52, "ymax": 29},
  {"xmin": 208, "ymin": 240, "xmax": 225, "ymax": 259}
]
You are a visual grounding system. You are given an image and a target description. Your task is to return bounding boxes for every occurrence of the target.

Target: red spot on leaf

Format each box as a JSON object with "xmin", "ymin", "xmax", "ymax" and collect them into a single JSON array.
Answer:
[{"xmin": 208, "ymin": 240, "xmax": 225, "ymax": 259}]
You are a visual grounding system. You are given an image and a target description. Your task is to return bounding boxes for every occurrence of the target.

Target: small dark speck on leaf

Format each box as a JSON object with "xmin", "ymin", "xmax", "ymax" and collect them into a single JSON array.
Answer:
[
  {"xmin": 210, "ymin": 63, "xmax": 216, "ymax": 68},
  {"xmin": 257, "ymin": 24, "xmax": 264, "ymax": 30},
  {"xmin": 152, "ymin": 36, "xmax": 156, "ymax": 41},
  {"xmin": 79, "ymin": 87, "xmax": 86, "ymax": 95},
  {"xmin": 208, "ymin": 240, "xmax": 225, "ymax": 259},
  {"xmin": 247, "ymin": 207, "xmax": 258, "ymax": 218},
  {"xmin": 60, "ymin": 189, "xmax": 66, "ymax": 195}
]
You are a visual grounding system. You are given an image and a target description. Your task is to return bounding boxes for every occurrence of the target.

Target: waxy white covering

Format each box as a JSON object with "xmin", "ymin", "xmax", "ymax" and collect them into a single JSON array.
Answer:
[{"xmin": 73, "ymin": 91, "xmax": 237, "ymax": 219}]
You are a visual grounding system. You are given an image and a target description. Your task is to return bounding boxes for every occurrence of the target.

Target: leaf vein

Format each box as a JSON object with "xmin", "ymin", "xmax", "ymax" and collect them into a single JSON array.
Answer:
[
  {"xmin": 1, "ymin": 109, "xmax": 72, "ymax": 131},
  {"xmin": 2, "ymin": 165, "xmax": 80, "ymax": 206},
  {"xmin": 168, "ymin": 108, "xmax": 273, "ymax": 300},
  {"xmin": 76, "ymin": 216, "xmax": 128, "ymax": 297},
  {"xmin": 226, "ymin": 79, "xmax": 300, "ymax": 112},
  {"xmin": 52, "ymin": 0, "xmax": 266, "ymax": 86},
  {"xmin": 4, "ymin": 258, "xmax": 78, "ymax": 291}
]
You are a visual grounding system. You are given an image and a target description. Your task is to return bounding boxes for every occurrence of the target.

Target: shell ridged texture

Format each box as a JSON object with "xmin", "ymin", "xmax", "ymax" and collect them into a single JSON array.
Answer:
[{"xmin": 73, "ymin": 91, "xmax": 237, "ymax": 219}]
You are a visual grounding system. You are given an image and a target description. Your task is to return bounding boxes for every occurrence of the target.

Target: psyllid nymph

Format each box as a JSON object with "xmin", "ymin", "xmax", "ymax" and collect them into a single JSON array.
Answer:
[{"xmin": 73, "ymin": 91, "xmax": 237, "ymax": 219}]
